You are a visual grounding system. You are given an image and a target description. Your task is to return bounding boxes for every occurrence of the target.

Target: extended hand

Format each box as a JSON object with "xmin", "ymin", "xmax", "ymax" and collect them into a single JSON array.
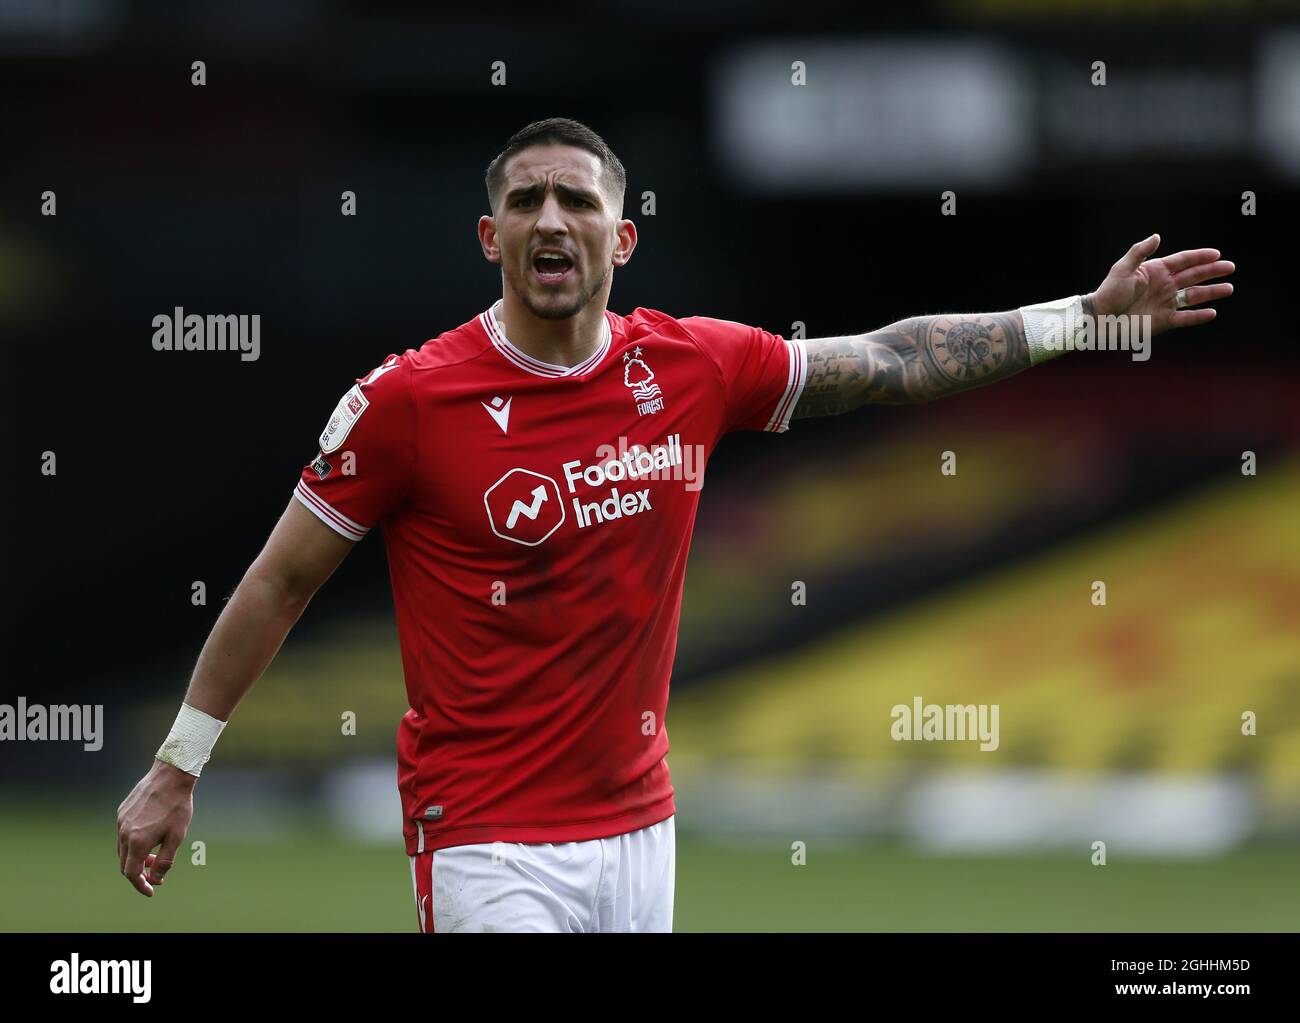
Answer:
[{"xmin": 1088, "ymin": 234, "xmax": 1235, "ymax": 335}]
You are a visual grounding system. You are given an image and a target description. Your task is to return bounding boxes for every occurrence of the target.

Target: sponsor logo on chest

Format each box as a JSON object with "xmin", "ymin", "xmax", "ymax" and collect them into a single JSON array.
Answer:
[
  {"xmin": 562, "ymin": 433, "xmax": 682, "ymax": 529},
  {"xmin": 483, "ymin": 433, "xmax": 693, "ymax": 545}
]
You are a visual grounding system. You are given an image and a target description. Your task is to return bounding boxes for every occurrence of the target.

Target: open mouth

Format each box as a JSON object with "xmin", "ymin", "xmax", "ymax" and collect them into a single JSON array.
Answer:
[{"xmin": 532, "ymin": 251, "xmax": 574, "ymax": 284}]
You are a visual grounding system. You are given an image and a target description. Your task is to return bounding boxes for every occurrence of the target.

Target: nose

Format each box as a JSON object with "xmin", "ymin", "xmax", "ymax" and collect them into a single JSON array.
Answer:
[{"xmin": 534, "ymin": 191, "xmax": 568, "ymax": 237}]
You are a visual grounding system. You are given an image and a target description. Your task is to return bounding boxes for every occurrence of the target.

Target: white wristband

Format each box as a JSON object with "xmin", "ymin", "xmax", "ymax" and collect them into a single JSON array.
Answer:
[
  {"xmin": 156, "ymin": 703, "xmax": 227, "ymax": 777},
  {"xmin": 1020, "ymin": 294, "xmax": 1090, "ymax": 366}
]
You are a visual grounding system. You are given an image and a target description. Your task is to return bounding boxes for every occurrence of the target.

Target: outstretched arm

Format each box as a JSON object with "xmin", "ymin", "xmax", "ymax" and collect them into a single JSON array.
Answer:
[{"xmin": 792, "ymin": 235, "xmax": 1234, "ymax": 416}]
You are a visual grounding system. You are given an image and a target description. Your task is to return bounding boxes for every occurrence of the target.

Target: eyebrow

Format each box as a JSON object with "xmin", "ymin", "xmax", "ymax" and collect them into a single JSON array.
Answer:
[{"xmin": 504, "ymin": 181, "xmax": 602, "ymax": 206}]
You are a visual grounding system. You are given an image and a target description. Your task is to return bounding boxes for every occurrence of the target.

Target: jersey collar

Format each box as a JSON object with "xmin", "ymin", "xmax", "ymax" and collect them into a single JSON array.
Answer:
[{"xmin": 481, "ymin": 300, "xmax": 613, "ymax": 379}]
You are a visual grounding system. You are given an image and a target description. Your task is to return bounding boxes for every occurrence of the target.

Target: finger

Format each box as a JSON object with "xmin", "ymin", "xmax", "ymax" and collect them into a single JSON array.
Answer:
[
  {"xmin": 147, "ymin": 833, "xmax": 181, "ymax": 884},
  {"xmin": 1118, "ymin": 233, "xmax": 1161, "ymax": 271},
  {"xmin": 1175, "ymin": 259, "xmax": 1235, "ymax": 287},
  {"xmin": 1178, "ymin": 283, "xmax": 1233, "ymax": 307},
  {"xmin": 143, "ymin": 854, "xmax": 168, "ymax": 886},
  {"xmin": 1158, "ymin": 247, "xmax": 1221, "ymax": 274},
  {"xmin": 1169, "ymin": 307, "xmax": 1217, "ymax": 329},
  {"xmin": 122, "ymin": 838, "xmax": 156, "ymax": 897}
]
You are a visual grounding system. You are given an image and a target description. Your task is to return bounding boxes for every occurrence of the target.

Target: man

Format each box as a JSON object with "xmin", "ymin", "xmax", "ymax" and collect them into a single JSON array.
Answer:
[{"xmin": 116, "ymin": 117, "xmax": 1235, "ymax": 932}]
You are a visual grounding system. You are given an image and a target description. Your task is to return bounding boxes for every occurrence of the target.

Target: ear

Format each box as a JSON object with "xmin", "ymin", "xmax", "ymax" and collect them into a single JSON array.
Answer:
[
  {"xmin": 611, "ymin": 219, "xmax": 638, "ymax": 267},
  {"xmin": 478, "ymin": 214, "xmax": 501, "ymax": 264}
]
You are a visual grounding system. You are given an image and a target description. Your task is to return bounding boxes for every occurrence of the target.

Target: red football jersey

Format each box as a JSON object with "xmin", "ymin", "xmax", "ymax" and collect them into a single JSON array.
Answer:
[{"xmin": 295, "ymin": 301, "xmax": 807, "ymax": 854}]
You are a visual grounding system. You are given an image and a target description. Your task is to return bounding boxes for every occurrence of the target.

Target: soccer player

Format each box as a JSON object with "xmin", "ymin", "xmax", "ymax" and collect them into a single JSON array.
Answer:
[{"xmin": 116, "ymin": 117, "xmax": 1235, "ymax": 932}]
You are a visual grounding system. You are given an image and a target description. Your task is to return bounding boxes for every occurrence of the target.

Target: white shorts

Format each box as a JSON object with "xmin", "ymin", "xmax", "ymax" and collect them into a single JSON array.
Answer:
[{"xmin": 408, "ymin": 815, "xmax": 675, "ymax": 933}]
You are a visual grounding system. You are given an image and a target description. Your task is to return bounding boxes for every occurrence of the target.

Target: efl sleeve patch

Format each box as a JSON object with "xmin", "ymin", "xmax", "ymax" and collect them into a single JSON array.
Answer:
[{"xmin": 319, "ymin": 384, "xmax": 369, "ymax": 454}]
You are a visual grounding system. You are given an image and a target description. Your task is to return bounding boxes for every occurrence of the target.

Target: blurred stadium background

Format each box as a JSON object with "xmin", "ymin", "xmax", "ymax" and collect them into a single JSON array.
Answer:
[{"xmin": 3, "ymin": 1, "xmax": 1298, "ymax": 930}]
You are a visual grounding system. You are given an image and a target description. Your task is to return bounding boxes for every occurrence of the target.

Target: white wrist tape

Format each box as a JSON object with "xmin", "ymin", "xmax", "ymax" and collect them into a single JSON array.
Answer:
[
  {"xmin": 1020, "ymin": 294, "xmax": 1091, "ymax": 366},
  {"xmin": 156, "ymin": 703, "xmax": 227, "ymax": 777}
]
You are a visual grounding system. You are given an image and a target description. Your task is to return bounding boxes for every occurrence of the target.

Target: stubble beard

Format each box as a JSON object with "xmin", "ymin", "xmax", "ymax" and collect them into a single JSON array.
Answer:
[{"xmin": 514, "ymin": 261, "xmax": 611, "ymax": 321}]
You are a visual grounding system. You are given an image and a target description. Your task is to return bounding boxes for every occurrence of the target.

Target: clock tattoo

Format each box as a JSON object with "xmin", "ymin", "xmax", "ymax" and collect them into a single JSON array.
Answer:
[
  {"xmin": 928, "ymin": 316, "xmax": 1008, "ymax": 383},
  {"xmin": 790, "ymin": 309, "xmax": 1031, "ymax": 416}
]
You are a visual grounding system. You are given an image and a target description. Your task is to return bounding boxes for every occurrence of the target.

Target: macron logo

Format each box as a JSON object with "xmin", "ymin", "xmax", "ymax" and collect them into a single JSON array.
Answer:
[
  {"xmin": 362, "ymin": 357, "xmax": 401, "ymax": 386},
  {"xmin": 506, "ymin": 485, "xmax": 548, "ymax": 528},
  {"xmin": 481, "ymin": 395, "xmax": 512, "ymax": 435}
]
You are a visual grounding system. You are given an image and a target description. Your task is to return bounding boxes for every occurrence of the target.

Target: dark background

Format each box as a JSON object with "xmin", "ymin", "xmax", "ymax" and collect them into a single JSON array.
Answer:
[{"xmin": 2, "ymin": 0, "xmax": 1297, "ymax": 931}]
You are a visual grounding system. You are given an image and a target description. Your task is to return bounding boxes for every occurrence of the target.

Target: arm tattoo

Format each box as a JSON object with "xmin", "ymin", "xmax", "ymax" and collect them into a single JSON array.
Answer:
[{"xmin": 791, "ymin": 303, "xmax": 1087, "ymax": 417}]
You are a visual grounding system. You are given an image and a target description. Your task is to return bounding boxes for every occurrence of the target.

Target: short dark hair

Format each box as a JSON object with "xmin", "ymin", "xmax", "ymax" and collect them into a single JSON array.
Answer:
[{"xmin": 485, "ymin": 117, "xmax": 627, "ymax": 215}]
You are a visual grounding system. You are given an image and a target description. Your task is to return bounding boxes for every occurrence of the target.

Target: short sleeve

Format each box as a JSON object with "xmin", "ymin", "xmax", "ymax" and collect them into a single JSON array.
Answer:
[
  {"xmin": 678, "ymin": 316, "xmax": 807, "ymax": 436},
  {"xmin": 293, "ymin": 354, "xmax": 416, "ymax": 541}
]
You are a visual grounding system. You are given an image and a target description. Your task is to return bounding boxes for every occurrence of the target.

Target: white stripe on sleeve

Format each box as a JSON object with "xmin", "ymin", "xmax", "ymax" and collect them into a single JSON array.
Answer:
[
  {"xmin": 765, "ymin": 337, "xmax": 808, "ymax": 433},
  {"xmin": 293, "ymin": 480, "xmax": 369, "ymax": 541}
]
